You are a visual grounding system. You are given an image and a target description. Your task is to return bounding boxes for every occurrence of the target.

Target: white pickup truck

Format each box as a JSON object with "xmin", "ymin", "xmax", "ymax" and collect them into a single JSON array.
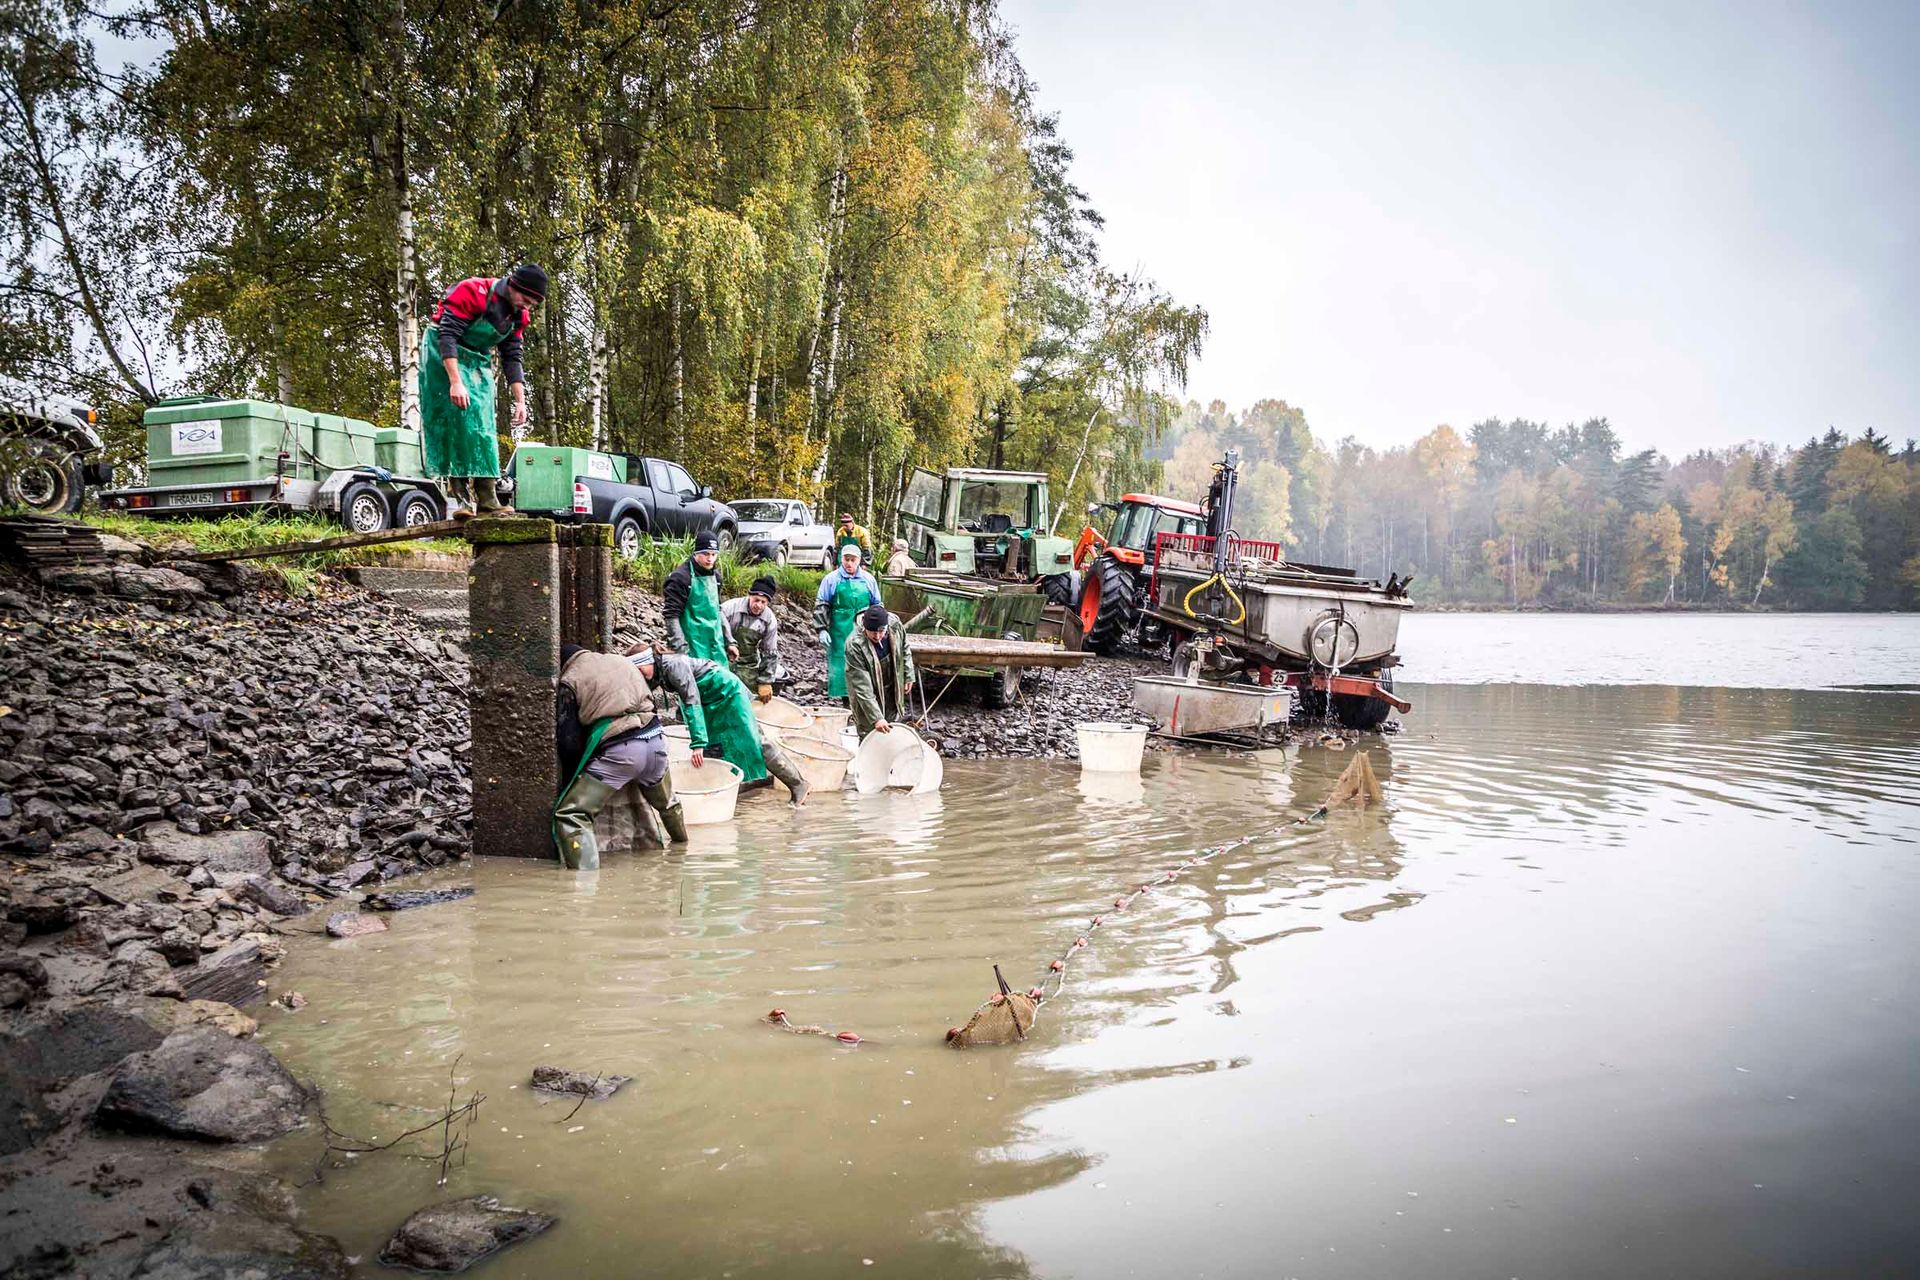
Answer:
[{"xmin": 733, "ymin": 498, "xmax": 837, "ymax": 568}]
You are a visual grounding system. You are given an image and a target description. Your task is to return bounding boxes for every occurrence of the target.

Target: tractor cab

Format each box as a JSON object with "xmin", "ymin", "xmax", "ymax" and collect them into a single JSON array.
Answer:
[
  {"xmin": 897, "ymin": 466, "xmax": 1075, "ymax": 588},
  {"xmin": 1074, "ymin": 493, "xmax": 1205, "ymax": 572}
]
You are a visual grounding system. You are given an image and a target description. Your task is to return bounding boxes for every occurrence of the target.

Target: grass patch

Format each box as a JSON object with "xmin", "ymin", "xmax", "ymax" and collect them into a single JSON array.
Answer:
[
  {"xmin": 61, "ymin": 510, "xmax": 466, "ymax": 595},
  {"xmin": 612, "ymin": 534, "xmax": 824, "ymax": 603}
]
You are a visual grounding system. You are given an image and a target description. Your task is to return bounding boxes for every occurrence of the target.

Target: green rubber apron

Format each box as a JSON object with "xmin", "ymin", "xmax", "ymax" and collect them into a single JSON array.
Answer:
[
  {"xmin": 551, "ymin": 717, "xmax": 614, "ymax": 863},
  {"xmin": 825, "ymin": 572, "xmax": 876, "ymax": 698},
  {"xmin": 419, "ymin": 314, "xmax": 505, "ymax": 478},
  {"xmin": 683, "ymin": 570, "xmax": 730, "ymax": 668},
  {"xmin": 694, "ymin": 667, "xmax": 767, "ymax": 783}
]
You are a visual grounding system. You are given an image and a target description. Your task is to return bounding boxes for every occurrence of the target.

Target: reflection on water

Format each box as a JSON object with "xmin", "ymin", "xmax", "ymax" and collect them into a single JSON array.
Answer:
[
  {"xmin": 1403, "ymin": 611, "xmax": 1920, "ymax": 689},
  {"xmin": 261, "ymin": 685, "xmax": 1920, "ymax": 1279}
]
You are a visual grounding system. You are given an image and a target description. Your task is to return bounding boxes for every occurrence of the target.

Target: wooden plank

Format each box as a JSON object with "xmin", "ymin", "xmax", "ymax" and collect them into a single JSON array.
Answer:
[
  {"xmin": 906, "ymin": 635, "xmax": 1089, "ymax": 669},
  {"xmin": 178, "ymin": 519, "xmax": 466, "ymax": 563}
]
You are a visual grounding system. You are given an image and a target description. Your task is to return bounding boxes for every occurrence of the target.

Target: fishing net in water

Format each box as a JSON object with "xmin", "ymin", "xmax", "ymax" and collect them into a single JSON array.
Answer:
[
  {"xmin": 1322, "ymin": 750, "xmax": 1382, "ymax": 808},
  {"xmin": 946, "ymin": 965, "xmax": 1038, "ymax": 1047}
]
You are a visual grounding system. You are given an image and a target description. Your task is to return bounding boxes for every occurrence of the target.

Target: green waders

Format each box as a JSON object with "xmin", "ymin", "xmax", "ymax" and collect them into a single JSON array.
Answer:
[
  {"xmin": 682, "ymin": 571, "xmax": 730, "ymax": 669},
  {"xmin": 553, "ymin": 722, "xmax": 687, "ymax": 869},
  {"xmin": 693, "ymin": 666, "xmax": 768, "ymax": 783},
  {"xmin": 825, "ymin": 573, "xmax": 877, "ymax": 699},
  {"xmin": 419, "ymin": 317, "xmax": 505, "ymax": 480}
]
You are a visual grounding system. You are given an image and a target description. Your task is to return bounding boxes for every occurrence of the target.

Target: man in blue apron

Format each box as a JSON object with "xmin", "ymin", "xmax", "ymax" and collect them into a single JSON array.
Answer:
[{"xmin": 420, "ymin": 264, "xmax": 546, "ymax": 517}]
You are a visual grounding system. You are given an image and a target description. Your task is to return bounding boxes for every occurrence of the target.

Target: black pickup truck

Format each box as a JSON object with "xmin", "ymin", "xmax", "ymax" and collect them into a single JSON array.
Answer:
[{"xmin": 503, "ymin": 446, "xmax": 737, "ymax": 558}]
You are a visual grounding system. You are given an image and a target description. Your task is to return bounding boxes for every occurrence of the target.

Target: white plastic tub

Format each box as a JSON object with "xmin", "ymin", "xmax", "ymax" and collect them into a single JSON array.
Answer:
[
  {"xmin": 670, "ymin": 758, "xmax": 743, "ymax": 825},
  {"xmin": 784, "ymin": 736, "xmax": 854, "ymax": 793},
  {"xmin": 798, "ymin": 705, "xmax": 853, "ymax": 745},
  {"xmin": 854, "ymin": 726, "xmax": 943, "ymax": 795},
  {"xmin": 1075, "ymin": 722, "xmax": 1148, "ymax": 774},
  {"xmin": 663, "ymin": 724, "xmax": 692, "ymax": 764},
  {"xmin": 753, "ymin": 696, "xmax": 814, "ymax": 748}
]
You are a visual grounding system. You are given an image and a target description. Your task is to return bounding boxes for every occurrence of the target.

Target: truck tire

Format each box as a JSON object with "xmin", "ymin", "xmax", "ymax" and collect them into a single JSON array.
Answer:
[
  {"xmin": 394, "ymin": 490, "xmax": 439, "ymax": 527},
  {"xmin": 771, "ymin": 542, "xmax": 790, "ymax": 566},
  {"xmin": 614, "ymin": 516, "xmax": 644, "ymax": 560},
  {"xmin": 2, "ymin": 449, "xmax": 83, "ymax": 515},
  {"xmin": 714, "ymin": 525, "xmax": 736, "ymax": 553},
  {"xmin": 820, "ymin": 547, "xmax": 836, "ymax": 571},
  {"xmin": 980, "ymin": 632, "xmax": 1022, "ymax": 708},
  {"xmin": 1081, "ymin": 556, "xmax": 1135, "ymax": 655},
  {"xmin": 340, "ymin": 481, "xmax": 391, "ymax": 533}
]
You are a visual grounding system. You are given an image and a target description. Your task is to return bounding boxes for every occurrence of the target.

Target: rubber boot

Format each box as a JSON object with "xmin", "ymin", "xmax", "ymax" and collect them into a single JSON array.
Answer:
[
  {"xmin": 474, "ymin": 477, "xmax": 516, "ymax": 518},
  {"xmin": 553, "ymin": 774, "xmax": 620, "ymax": 870},
  {"xmin": 447, "ymin": 476, "xmax": 475, "ymax": 522},
  {"xmin": 639, "ymin": 775, "xmax": 688, "ymax": 843},
  {"xmin": 762, "ymin": 739, "xmax": 810, "ymax": 807}
]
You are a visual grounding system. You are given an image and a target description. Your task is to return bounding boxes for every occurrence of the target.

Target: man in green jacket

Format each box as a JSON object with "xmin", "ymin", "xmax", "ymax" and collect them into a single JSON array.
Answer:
[{"xmin": 844, "ymin": 605, "xmax": 917, "ymax": 737}]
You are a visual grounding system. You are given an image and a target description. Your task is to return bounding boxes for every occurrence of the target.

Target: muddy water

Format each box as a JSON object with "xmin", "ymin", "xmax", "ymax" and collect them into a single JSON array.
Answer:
[{"xmin": 260, "ymin": 685, "xmax": 1920, "ymax": 1278}]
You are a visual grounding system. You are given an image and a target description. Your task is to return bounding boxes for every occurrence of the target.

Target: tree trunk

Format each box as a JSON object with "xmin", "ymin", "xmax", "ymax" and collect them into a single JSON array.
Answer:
[
  {"xmin": 393, "ymin": 111, "xmax": 420, "ymax": 430},
  {"xmin": 587, "ymin": 291, "xmax": 609, "ymax": 451},
  {"xmin": 1050, "ymin": 406, "xmax": 1103, "ymax": 534},
  {"xmin": 670, "ymin": 280, "xmax": 686, "ymax": 457},
  {"xmin": 270, "ymin": 313, "xmax": 293, "ymax": 403},
  {"xmin": 804, "ymin": 164, "xmax": 846, "ymax": 436}
]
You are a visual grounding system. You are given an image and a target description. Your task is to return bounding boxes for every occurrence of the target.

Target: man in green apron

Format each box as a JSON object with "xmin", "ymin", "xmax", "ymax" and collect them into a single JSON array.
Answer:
[
  {"xmin": 420, "ymin": 264, "xmax": 546, "ymax": 516},
  {"xmin": 845, "ymin": 605, "xmax": 918, "ymax": 737},
  {"xmin": 721, "ymin": 576, "xmax": 783, "ymax": 701},
  {"xmin": 631, "ymin": 644, "xmax": 809, "ymax": 805},
  {"xmin": 663, "ymin": 531, "xmax": 736, "ymax": 668},
  {"xmin": 835, "ymin": 512, "xmax": 874, "ymax": 564},
  {"xmin": 813, "ymin": 543, "xmax": 882, "ymax": 699}
]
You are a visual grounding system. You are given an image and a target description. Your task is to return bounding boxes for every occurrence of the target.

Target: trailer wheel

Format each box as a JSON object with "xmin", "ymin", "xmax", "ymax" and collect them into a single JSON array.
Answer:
[
  {"xmin": 2, "ymin": 449, "xmax": 83, "ymax": 515},
  {"xmin": 614, "ymin": 517, "xmax": 644, "ymax": 560},
  {"xmin": 394, "ymin": 491, "xmax": 439, "ymax": 527},
  {"xmin": 1081, "ymin": 556, "xmax": 1135, "ymax": 655},
  {"xmin": 1296, "ymin": 672, "xmax": 1395, "ymax": 731},
  {"xmin": 340, "ymin": 482, "xmax": 391, "ymax": 533}
]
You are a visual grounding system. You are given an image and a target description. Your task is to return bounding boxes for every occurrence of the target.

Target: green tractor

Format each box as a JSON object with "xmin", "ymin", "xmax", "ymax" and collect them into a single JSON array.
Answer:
[{"xmin": 894, "ymin": 466, "xmax": 1076, "ymax": 600}]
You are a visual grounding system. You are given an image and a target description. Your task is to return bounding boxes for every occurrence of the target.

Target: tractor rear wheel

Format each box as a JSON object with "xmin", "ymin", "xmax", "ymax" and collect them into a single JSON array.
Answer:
[{"xmin": 1081, "ymin": 556, "xmax": 1135, "ymax": 655}]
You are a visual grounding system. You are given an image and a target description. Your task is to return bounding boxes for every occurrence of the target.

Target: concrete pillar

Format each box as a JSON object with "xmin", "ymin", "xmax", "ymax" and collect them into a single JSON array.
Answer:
[
  {"xmin": 557, "ymin": 523, "xmax": 614, "ymax": 651},
  {"xmin": 467, "ymin": 518, "xmax": 560, "ymax": 859}
]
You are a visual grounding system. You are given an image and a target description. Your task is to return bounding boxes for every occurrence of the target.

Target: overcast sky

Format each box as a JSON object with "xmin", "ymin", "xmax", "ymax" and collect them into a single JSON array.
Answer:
[{"xmin": 1003, "ymin": 0, "xmax": 1918, "ymax": 454}]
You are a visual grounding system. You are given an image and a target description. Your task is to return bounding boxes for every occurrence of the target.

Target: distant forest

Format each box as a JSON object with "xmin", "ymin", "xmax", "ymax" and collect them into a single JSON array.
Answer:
[{"xmin": 1158, "ymin": 401, "xmax": 1918, "ymax": 611}]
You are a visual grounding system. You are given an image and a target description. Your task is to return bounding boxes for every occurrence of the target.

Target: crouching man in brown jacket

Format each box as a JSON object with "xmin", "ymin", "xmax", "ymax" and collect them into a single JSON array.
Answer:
[{"xmin": 554, "ymin": 643, "xmax": 688, "ymax": 869}]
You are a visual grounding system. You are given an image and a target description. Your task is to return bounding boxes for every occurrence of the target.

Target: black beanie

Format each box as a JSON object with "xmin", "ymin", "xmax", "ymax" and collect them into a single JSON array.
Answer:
[
  {"xmin": 509, "ymin": 263, "xmax": 548, "ymax": 301},
  {"xmin": 862, "ymin": 605, "xmax": 889, "ymax": 631},
  {"xmin": 693, "ymin": 531, "xmax": 719, "ymax": 553},
  {"xmin": 749, "ymin": 575, "xmax": 776, "ymax": 598},
  {"xmin": 561, "ymin": 643, "xmax": 584, "ymax": 666}
]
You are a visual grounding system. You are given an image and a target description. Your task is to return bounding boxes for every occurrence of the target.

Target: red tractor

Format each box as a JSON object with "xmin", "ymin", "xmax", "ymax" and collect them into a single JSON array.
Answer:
[{"xmin": 1071, "ymin": 493, "xmax": 1208, "ymax": 654}]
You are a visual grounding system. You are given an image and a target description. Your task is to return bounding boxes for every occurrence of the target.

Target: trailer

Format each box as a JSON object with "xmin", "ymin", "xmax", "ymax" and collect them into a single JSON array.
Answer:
[
  {"xmin": 1129, "ymin": 451, "xmax": 1415, "ymax": 734},
  {"xmin": 99, "ymin": 397, "xmax": 448, "ymax": 532},
  {"xmin": 881, "ymin": 570, "xmax": 1085, "ymax": 709}
]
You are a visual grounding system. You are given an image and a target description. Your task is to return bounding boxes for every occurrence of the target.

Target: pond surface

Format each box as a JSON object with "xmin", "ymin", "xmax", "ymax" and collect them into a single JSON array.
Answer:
[
  {"xmin": 260, "ymin": 679, "xmax": 1920, "ymax": 1278},
  {"xmin": 1400, "ymin": 611, "xmax": 1920, "ymax": 688}
]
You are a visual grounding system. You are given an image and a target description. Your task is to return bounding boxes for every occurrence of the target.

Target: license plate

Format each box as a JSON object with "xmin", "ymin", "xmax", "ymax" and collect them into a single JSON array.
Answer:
[{"xmin": 168, "ymin": 491, "xmax": 222, "ymax": 507}]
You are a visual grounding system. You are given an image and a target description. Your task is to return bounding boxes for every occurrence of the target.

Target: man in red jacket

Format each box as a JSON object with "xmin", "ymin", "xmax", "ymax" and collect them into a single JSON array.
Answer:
[{"xmin": 419, "ymin": 264, "xmax": 546, "ymax": 516}]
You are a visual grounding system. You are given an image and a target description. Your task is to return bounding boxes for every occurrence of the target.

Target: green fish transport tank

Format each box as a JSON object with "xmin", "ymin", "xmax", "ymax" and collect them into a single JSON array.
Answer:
[{"xmin": 103, "ymin": 396, "xmax": 451, "ymax": 533}]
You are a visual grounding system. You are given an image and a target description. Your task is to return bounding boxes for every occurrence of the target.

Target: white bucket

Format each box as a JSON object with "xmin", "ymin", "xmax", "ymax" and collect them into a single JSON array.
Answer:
[
  {"xmin": 663, "ymin": 724, "xmax": 692, "ymax": 764},
  {"xmin": 797, "ymin": 705, "xmax": 853, "ymax": 745},
  {"xmin": 785, "ymin": 736, "xmax": 854, "ymax": 792},
  {"xmin": 1076, "ymin": 722, "xmax": 1148, "ymax": 774},
  {"xmin": 854, "ymin": 726, "xmax": 943, "ymax": 795},
  {"xmin": 753, "ymin": 695, "xmax": 814, "ymax": 748},
  {"xmin": 671, "ymin": 758, "xmax": 742, "ymax": 825}
]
